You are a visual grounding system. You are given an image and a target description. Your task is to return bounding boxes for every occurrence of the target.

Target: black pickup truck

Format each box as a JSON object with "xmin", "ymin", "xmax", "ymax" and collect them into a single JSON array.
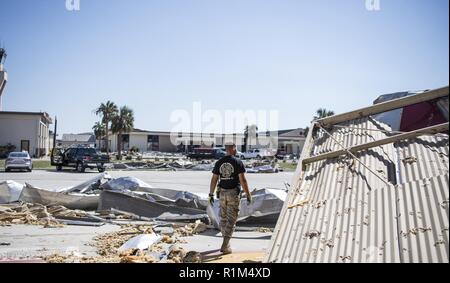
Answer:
[{"xmin": 51, "ymin": 147, "xmax": 109, "ymax": 173}]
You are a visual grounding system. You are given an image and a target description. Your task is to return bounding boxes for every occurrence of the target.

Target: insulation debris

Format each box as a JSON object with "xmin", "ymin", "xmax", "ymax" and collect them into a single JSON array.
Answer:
[
  {"xmin": 402, "ymin": 156, "xmax": 418, "ymax": 165},
  {"xmin": 288, "ymin": 199, "xmax": 309, "ymax": 209},
  {"xmin": 0, "ymin": 202, "xmax": 86, "ymax": 227},
  {"xmin": 0, "ymin": 180, "xmax": 23, "ymax": 204},
  {"xmin": 118, "ymin": 234, "xmax": 161, "ymax": 252}
]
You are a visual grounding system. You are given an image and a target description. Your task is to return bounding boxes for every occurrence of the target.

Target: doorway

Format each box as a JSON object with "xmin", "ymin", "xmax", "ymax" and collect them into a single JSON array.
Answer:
[{"xmin": 20, "ymin": 140, "xmax": 30, "ymax": 153}]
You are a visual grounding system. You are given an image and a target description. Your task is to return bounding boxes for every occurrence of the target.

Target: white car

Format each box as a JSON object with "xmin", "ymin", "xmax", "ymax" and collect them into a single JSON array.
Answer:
[
  {"xmin": 5, "ymin": 151, "xmax": 33, "ymax": 172},
  {"xmin": 242, "ymin": 149, "xmax": 276, "ymax": 159},
  {"xmin": 236, "ymin": 151, "xmax": 245, "ymax": 159}
]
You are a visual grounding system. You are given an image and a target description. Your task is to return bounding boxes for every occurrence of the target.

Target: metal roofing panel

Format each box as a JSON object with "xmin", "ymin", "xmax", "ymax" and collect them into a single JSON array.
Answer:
[
  {"xmin": 265, "ymin": 116, "xmax": 449, "ymax": 263},
  {"xmin": 395, "ymin": 135, "xmax": 449, "ymax": 184},
  {"xmin": 397, "ymin": 174, "xmax": 449, "ymax": 263}
]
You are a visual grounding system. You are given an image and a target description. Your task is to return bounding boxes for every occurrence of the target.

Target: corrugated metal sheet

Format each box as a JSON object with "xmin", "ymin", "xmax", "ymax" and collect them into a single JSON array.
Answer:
[
  {"xmin": 397, "ymin": 174, "xmax": 449, "ymax": 263},
  {"xmin": 265, "ymin": 117, "xmax": 449, "ymax": 263}
]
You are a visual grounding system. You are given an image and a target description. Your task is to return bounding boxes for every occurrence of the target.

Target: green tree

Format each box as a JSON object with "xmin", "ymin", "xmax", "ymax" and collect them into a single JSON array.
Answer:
[
  {"xmin": 304, "ymin": 108, "xmax": 335, "ymax": 136},
  {"xmin": 111, "ymin": 106, "xmax": 135, "ymax": 160},
  {"xmin": 314, "ymin": 108, "xmax": 335, "ymax": 120},
  {"xmin": 92, "ymin": 122, "xmax": 106, "ymax": 150},
  {"xmin": 95, "ymin": 101, "xmax": 118, "ymax": 153}
]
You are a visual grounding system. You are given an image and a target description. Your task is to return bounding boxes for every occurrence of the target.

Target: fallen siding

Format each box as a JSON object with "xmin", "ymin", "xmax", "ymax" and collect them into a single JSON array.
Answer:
[{"xmin": 265, "ymin": 116, "xmax": 449, "ymax": 262}]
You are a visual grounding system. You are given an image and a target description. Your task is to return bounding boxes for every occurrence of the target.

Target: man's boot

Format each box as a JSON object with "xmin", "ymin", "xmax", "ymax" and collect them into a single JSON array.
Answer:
[{"xmin": 220, "ymin": 236, "xmax": 232, "ymax": 254}]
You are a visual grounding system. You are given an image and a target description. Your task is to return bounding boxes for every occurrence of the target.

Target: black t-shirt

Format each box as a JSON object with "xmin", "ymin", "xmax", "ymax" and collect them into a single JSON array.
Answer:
[{"xmin": 212, "ymin": 155, "xmax": 246, "ymax": 189}]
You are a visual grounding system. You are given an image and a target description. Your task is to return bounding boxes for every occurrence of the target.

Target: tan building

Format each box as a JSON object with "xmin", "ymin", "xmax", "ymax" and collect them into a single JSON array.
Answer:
[
  {"xmin": 0, "ymin": 111, "xmax": 53, "ymax": 157},
  {"xmin": 107, "ymin": 128, "xmax": 305, "ymax": 155}
]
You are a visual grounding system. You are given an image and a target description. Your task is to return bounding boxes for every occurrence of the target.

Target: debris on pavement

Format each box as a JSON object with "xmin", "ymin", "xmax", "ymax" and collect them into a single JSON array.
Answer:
[
  {"xmin": 0, "ymin": 202, "xmax": 86, "ymax": 227},
  {"xmin": 19, "ymin": 183, "xmax": 99, "ymax": 211},
  {"xmin": 42, "ymin": 222, "xmax": 204, "ymax": 263},
  {"xmin": 0, "ymin": 180, "xmax": 24, "ymax": 204},
  {"xmin": 100, "ymin": 176, "xmax": 154, "ymax": 192},
  {"xmin": 98, "ymin": 190, "xmax": 208, "ymax": 222},
  {"xmin": 59, "ymin": 172, "xmax": 112, "ymax": 194},
  {"xmin": 118, "ymin": 233, "xmax": 161, "ymax": 252},
  {"xmin": 255, "ymin": 227, "xmax": 273, "ymax": 233},
  {"xmin": 182, "ymin": 251, "xmax": 203, "ymax": 263},
  {"xmin": 246, "ymin": 160, "xmax": 280, "ymax": 174},
  {"xmin": 3, "ymin": 170, "xmax": 287, "ymax": 263},
  {"xmin": 207, "ymin": 188, "xmax": 287, "ymax": 230}
]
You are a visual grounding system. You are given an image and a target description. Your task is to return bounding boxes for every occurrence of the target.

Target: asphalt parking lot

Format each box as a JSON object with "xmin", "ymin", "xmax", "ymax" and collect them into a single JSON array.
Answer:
[{"xmin": 0, "ymin": 169, "xmax": 291, "ymax": 262}]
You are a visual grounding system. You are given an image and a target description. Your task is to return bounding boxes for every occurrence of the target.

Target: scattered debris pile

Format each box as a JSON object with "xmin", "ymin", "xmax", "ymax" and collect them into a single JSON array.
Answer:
[
  {"xmin": 0, "ymin": 180, "xmax": 23, "ymax": 204},
  {"xmin": 0, "ymin": 202, "xmax": 87, "ymax": 227},
  {"xmin": 246, "ymin": 160, "xmax": 280, "ymax": 173},
  {"xmin": 207, "ymin": 188, "xmax": 287, "ymax": 229},
  {"xmin": 43, "ymin": 223, "xmax": 206, "ymax": 263}
]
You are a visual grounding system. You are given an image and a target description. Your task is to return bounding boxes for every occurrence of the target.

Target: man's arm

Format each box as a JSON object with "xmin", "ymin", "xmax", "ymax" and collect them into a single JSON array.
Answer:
[
  {"xmin": 210, "ymin": 174, "xmax": 219, "ymax": 195},
  {"xmin": 239, "ymin": 173, "xmax": 251, "ymax": 197}
]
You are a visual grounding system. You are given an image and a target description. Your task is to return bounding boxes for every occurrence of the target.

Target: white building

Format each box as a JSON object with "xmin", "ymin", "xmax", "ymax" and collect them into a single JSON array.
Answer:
[
  {"xmin": 0, "ymin": 111, "xmax": 53, "ymax": 157},
  {"xmin": 106, "ymin": 128, "xmax": 305, "ymax": 155},
  {"xmin": 58, "ymin": 133, "xmax": 96, "ymax": 148}
]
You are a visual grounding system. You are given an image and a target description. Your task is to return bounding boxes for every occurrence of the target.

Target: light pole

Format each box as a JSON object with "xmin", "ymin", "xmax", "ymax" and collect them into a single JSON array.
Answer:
[{"xmin": 0, "ymin": 48, "xmax": 7, "ymax": 111}]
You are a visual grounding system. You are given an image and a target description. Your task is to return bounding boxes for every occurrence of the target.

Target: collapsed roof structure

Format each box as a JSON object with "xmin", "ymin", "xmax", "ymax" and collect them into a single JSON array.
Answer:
[{"xmin": 265, "ymin": 86, "xmax": 449, "ymax": 263}]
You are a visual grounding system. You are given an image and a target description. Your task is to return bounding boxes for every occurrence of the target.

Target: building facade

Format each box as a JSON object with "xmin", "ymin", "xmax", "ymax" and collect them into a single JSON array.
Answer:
[
  {"xmin": 106, "ymin": 128, "xmax": 305, "ymax": 155},
  {"xmin": 57, "ymin": 133, "xmax": 96, "ymax": 148},
  {"xmin": 0, "ymin": 111, "xmax": 53, "ymax": 157}
]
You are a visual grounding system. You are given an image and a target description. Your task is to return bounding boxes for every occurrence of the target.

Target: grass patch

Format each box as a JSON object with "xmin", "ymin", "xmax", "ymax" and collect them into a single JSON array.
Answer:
[
  {"xmin": 32, "ymin": 160, "xmax": 52, "ymax": 169},
  {"xmin": 278, "ymin": 162, "xmax": 298, "ymax": 171},
  {"xmin": 0, "ymin": 159, "xmax": 52, "ymax": 170}
]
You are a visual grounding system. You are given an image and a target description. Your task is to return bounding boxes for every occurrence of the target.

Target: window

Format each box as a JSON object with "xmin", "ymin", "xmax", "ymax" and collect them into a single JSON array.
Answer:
[
  {"xmin": 147, "ymin": 135, "xmax": 160, "ymax": 151},
  {"xmin": 9, "ymin": 152, "xmax": 29, "ymax": 158}
]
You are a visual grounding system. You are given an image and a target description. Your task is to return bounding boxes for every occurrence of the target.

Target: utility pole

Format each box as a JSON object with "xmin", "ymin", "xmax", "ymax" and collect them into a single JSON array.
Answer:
[{"xmin": 0, "ymin": 48, "xmax": 7, "ymax": 111}]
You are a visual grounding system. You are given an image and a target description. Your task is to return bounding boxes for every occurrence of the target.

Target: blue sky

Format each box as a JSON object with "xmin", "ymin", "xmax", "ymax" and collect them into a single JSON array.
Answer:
[{"xmin": 0, "ymin": 0, "xmax": 448, "ymax": 135}]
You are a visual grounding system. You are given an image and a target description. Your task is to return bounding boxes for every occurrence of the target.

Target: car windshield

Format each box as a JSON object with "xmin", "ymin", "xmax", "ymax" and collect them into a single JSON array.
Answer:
[{"xmin": 9, "ymin": 152, "xmax": 28, "ymax": 158}]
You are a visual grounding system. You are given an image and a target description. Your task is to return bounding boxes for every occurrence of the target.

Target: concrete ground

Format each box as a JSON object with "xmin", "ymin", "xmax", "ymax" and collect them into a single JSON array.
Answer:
[
  {"xmin": 0, "ymin": 224, "xmax": 271, "ymax": 262},
  {"xmin": 0, "ymin": 169, "xmax": 293, "ymax": 194},
  {"xmin": 0, "ymin": 224, "xmax": 120, "ymax": 260},
  {"xmin": 0, "ymin": 169, "xmax": 289, "ymax": 262}
]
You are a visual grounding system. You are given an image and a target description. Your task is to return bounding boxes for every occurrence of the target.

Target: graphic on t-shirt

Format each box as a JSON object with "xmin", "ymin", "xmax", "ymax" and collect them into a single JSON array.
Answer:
[{"xmin": 219, "ymin": 162, "xmax": 234, "ymax": 180}]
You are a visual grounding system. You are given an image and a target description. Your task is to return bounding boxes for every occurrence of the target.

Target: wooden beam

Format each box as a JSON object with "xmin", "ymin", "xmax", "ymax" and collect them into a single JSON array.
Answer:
[
  {"xmin": 316, "ymin": 86, "xmax": 449, "ymax": 127},
  {"xmin": 302, "ymin": 122, "xmax": 449, "ymax": 165}
]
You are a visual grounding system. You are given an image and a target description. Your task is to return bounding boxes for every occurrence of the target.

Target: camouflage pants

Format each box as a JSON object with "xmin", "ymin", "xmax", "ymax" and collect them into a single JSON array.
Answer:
[{"xmin": 219, "ymin": 188, "xmax": 240, "ymax": 238}]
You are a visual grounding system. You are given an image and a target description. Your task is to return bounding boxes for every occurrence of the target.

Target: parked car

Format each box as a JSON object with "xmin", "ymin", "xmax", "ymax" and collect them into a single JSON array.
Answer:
[
  {"xmin": 187, "ymin": 147, "xmax": 226, "ymax": 160},
  {"xmin": 236, "ymin": 150, "xmax": 245, "ymax": 159},
  {"xmin": 51, "ymin": 147, "xmax": 109, "ymax": 173},
  {"xmin": 242, "ymin": 148, "xmax": 276, "ymax": 159},
  {"xmin": 4, "ymin": 151, "xmax": 33, "ymax": 172},
  {"xmin": 276, "ymin": 150, "xmax": 287, "ymax": 160}
]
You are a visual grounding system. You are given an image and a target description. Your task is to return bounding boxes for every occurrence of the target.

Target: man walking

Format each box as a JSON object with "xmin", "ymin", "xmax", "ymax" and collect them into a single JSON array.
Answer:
[{"xmin": 209, "ymin": 142, "xmax": 252, "ymax": 254}]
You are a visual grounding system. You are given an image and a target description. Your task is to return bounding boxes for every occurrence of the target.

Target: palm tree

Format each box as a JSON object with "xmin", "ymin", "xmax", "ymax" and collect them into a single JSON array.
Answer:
[
  {"xmin": 244, "ymin": 124, "xmax": 259, "ymax": 151},
  {"xmin": 92, "ymin": 122, "xmax": 106, "ymax": 150},
  {"xmin": 305, "ymin": 108, "xmax": 335, "ymax": 136},
  {"xmin": 111, "ymin": 106, "xmax": 134, "ymax": 160},
  {"xmin": 314, "ymin": 108, "xmax": 335, "ymax": 120},
  {"xmin": 95, "ymin": 101, "xmax": 118, "ymax": 153}
]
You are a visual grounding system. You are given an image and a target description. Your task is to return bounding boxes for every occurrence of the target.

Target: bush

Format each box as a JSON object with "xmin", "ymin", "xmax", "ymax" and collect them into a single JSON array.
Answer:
[
  {"xmin": 0, "ymin": 144, "xmax": 16, "ymax": 158},
  {"xmin": 126, "ymin": 155, "xmax": 133, "ymax": 160}
]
